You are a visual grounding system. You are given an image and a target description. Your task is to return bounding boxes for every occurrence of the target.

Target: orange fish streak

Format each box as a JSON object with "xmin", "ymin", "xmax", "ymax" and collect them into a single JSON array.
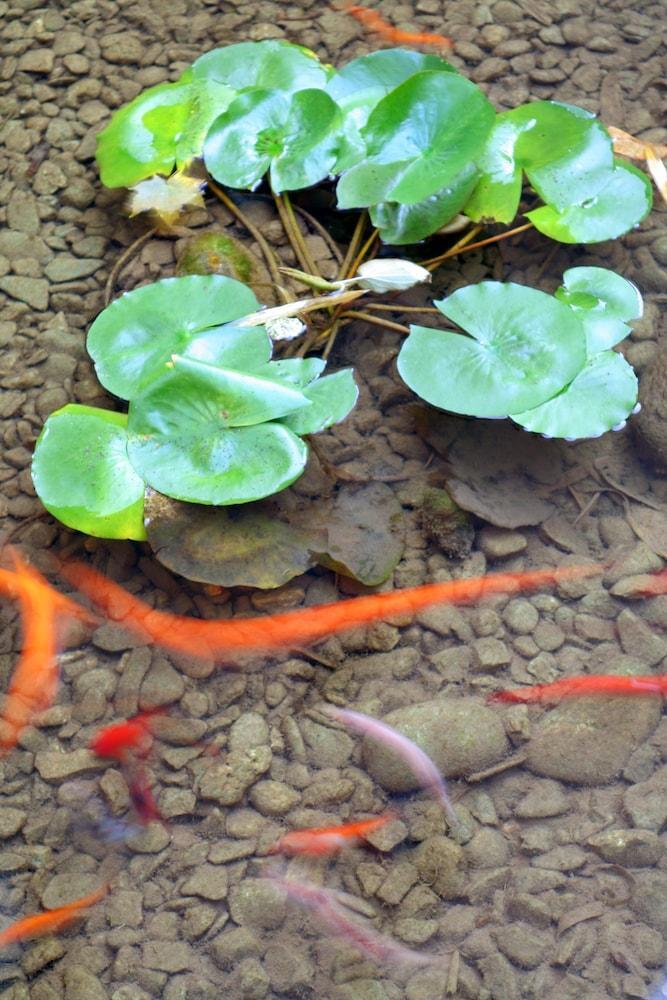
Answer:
[
  {"xmin": 341, "ymin": 3, "xmax": 453, "ymax": 49},
  {"xmin": 90, "ymin": 709, "xmax": 163, "ymax": 761},
  {"xmin": 0, "ymin": 884, "xmax": 107, "ymax": 948},
  {"xmin": 61, "ymin": 560, "xmax": 601, "ymax": 661},
  {"xmin": 0, "ymin": 552, "xmax": 94, "ymax": 755},
  {"xmin": 488, "ymin": 673, "xmax": 667, "ymax": 704},
  {"xmin": 268, "ymin": 815, "xmax": 393, "ymax": 856}
]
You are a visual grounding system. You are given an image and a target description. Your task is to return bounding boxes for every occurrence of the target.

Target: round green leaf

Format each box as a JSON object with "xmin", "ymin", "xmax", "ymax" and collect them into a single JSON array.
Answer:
[
  {"xmin": 397, "ymin": 282, "xmax": 587, "ymax": 418},
  {"xmin": 168, "ymin": 355, "xmax": 312, "ymax": 426},
  {"xmin": 127, "ymin": 406, "xmax": 308, "ymax": 506},
  {"xmin": 249, "ymin": 357, "xmax": 326, "ymax": 387},
  {"xmin": 87, "ymin": 275, "xmax": 260, "ymax": 400},
  {"xmin": 279, "ymin": 369, "xmax": 359, "ymax": 435},
  {"xmin": 336, "ymin": 71, "xmax": 495, "ymax": 208},
  {"xmin": 527, "ymin": 161, "xmax": 653, "ymax": 243},
  {"xmin": 463, "ymin": 118, "xmax": 526, "ymax": 223},
  {"xmin": 191, "ymin": 40, "xmax": 330, "ymax": 94},
  {"xmin": 326, "ymin": 48, "xmax": 458, "ymax": 129},
  {"xmin": 204, "ymin": 89, "xmax": 343, "ymax": 193},
  {"xmin": 31, "ymin": 405, "xmax": 146, "ymax": 540},
  {"xmin": 96, "ymin": 79, "xmax": 235, "ymax": 188},
  {"xmin": 183, "ymin": 324, "xmax": 272, "ymax": 370},
  {"xmin": 510, "ymin": 351, "xmax": 638, "ymax": 440},
  {"xmin": 371, "ymin": 163, "xmax": 478, "ymax": 244},
  {"xmin": 555, "ymin": 266, "xmax": 643, "ymax": 354}
]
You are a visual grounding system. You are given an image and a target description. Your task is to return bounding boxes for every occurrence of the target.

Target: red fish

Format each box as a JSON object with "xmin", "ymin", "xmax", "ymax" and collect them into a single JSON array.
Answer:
[
  {"xmin": 59, "ymin": 560, "xmax": 600, "ymax": 662},
  {"xmin": 488, "ymin": 674, "xmax": 667, "ymax": 704},
  {"xmin": 267, "ymin": 814, "xmax": 394, "ymax": 857},
  {"xmin": 0, "ymin": 884, "xmax": 107, "ymax": 948},
  {"xmin": 340, "ymin": 3, "xmax": 453, "ymax": 49},
  {"xmin": 89, "ymin": 709, "xmax": 163, "ymax": 762},
  {"xmin": 624, "ymin": 570, "xmax": 667, "ymax": 597},
  {"xmin": 0, "ymin": 551, "xmax": 93, "ymax": 755},
  {"xmin": 128, "ymin": 769, "xmax": 163, "ymax": 826}
]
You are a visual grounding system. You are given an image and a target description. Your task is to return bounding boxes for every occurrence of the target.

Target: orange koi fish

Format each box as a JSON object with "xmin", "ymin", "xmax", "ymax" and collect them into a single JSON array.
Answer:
[
  {"xmin": 623, "ymin": 569, "xmax": 667, "ymax": 597},
  {"xmin": 341, "ymin": 3, "xmax": 453, "ymax": 50},
  {"xmin": 0, "ymin": 552, "xmax": 94, "ymax": 755},
  {"xmin": 0, "ymin": 884, "xmax": 107, "ymax": 948},
  {"xmin": 488, "ymin": 673, "xmax": 667, "ymax": 705},
  {"xmin": 267, "ymin": 814, "xmax": 393, "ymax": 857},
  {"xmin": 90, "ymin": 708, "xmax": 164, "ymax": 762},
  {"xmin": 128, "ymin": 768, "xmax": 164, "ymax": 826},
  {"xmin": 60, "ymin": 560, "xmax": 600, "ymax": 662}
]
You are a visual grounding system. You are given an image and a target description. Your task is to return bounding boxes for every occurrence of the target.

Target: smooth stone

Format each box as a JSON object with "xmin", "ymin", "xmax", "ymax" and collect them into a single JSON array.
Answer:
[
  {"xmin": 0, "ymin": 809, "xmax": 26, "ymax": 839},
  {"xmin": 227, "ymin": 878, "xmax": 286, "ymax": 930},
  {"xmin": 44, "ymin": 256, "xmax": 102, "ymax": 282},
  {"xmin": 41, "ymin": 873, "xmax": 104, "ymax": 909},
  {"xmin": 362, "ymin": 697, "xmax": 508, "ymax": 792},
  {"xmin": 64, "ymin": 964, "xmax": 107, "ymax": 1000},
  {"xmin": 587, "ymin": 828, "xmax": 662, "ymax": 866},
  {"xmin": 623, "ymin": 765, "xmax": 667, "ymax": 830},
  {"xmin": 0, "ymin": 276, "xmax": 49, "ymax": 310},
  {"xmin": 35, "ymin": 749, "xmax": 104, "ymax": 781},
  {"xmin": 143, "ymin": 940, "xmax": 194, "ymax": 973},
  {"xmin": 181, "ymin": 864, "xmax": 228, "ymax": 901},
  {"xmin": 198, "ymin": 746, "xmax": 272, "ymax": 805}
]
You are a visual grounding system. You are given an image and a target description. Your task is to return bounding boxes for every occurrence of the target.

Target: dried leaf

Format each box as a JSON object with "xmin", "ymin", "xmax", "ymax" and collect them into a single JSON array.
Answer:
[
  {"xmin": 128, "ymin": 172, "xmax": 205, "ymax": 224},
  {"xmin": 625, "ymin": 502, "xmax": 667, "ymax": 559},
  {"xmin": 607, "ymin": 126, "xmax": 667, "ymax": 203},
  {"xmin": 557, "ymin": 901, "xmax": 605, "ymax": 936}
]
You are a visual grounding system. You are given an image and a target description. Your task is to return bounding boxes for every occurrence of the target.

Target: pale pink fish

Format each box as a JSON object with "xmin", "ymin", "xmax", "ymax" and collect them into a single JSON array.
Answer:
[
  {"xmin": 324, "ymin": 706, "xmax": 458, "ymax": 828},
  {"xmin": 267, "ymin": 873, "xmax": 437, "ymax": 967}
]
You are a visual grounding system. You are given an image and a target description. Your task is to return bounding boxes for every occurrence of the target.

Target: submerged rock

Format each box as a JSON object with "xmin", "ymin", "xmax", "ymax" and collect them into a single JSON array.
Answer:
[{"xmin": 362, "ymin": 697, "xmax": 509, "ymax": 792}]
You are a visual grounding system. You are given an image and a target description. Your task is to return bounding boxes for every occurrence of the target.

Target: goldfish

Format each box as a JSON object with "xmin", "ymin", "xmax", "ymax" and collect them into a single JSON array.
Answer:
[
  {"xmin": 340, "ymin": 3, "xmax": 453, "ymax": 49},
  {"xmin": 89, "ymin": 708, "xmax": 164, "ymax": 762},
  {"xmin": 325, "ymin": 706, "xmax": 458, "ymax": 827},
  {"xmin": 267, "ymin": 814, "xmax": 394, "ymax": 857},
  {"xmin": 59, "ymin": 559, "xmax": 600, "ymax": 662},
  {"xmin": 0, "ymin": 551, "xmax": 93, "ymax": 756},
  {"xmin": 0, "ymin": 884, "xmax": 107, "ymax": 948},
  {"xmin": 488, "ymin": 673, "xmax": 667, "ymax": 704},
  {"xmin": 267, "ymin": 873, "xmax": 437, "ymax": 966},
  {"xmin": 128, "ymin": 768, "xmax": 163, "ymax": 826}
]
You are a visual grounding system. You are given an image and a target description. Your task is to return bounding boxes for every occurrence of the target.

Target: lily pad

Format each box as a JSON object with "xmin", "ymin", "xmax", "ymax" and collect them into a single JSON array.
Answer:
[
  {"xmin": 370, "ymin": 163, "xmax": 478, "ymax": 244},
  {"xmin": 31, "ymin": 405, "xmax": 146, "ymax": 540},
  {"xmin": 143, "ymin": 480, "xmax": 405, "ymax": 588},
  {"xmin": 336, "ymin": 71, "xmax": 495, "ymax": 208},
  {"xmin": 96, "ymin": 78, "xmax": 235, "ymax": 188},
  {"xmin": 527, "ymin": 161, "xmax": 653, "ymax": 243},
  {"xmin": 203, "ymin": 88, "xmax": 343, "ymax": 193},
  {"xmin": 555, "ymin": 266, "xmax": 643, "ymax": 355},
  {"xmin": 278, "ymin": 369, "xmax": 359, "ymax": 435},
  {"xmin": 510, "ymin": 351, "xmax": 639, "ymax": 440},
  {"xmin": 397, "ymin": 282, "xmax": 587, "ymax": 418},
  {"xmin": 87, "ymin": 275, "xmax": 260, "ymax": 400},
  {"xmin": 191, "ymin": 40, "xmax": 330, "ymax": 95}
]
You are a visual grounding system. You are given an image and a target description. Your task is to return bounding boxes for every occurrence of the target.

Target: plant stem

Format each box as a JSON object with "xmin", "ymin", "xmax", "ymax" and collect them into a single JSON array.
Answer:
[
  {"xmin": 208, "ymin": 178, "xmax": 288, "ymax": 299},
  {"xmin": 346, "ymin": 227, "xmax": 380, "ymax": 278},
  {"xmin": 421, "ymin": 222, "xmax": 534, "ymax": 270},
  {"xmin": 341, "ymin": 310, "xmax": 410, "ymax": 334},
  {"xmin": 274, "ymin": 192, "xmax": 320, "ymax": 278},
  {"xmin": 290, "ymin": 203, "xmax": 344, "ymax": 265},
  {"xmin": 337, "ymin": 211, "xmax": 367, "ymax": 280},
  {"xmin": 361, "ymin": 303, "xmax": 441, "ymax": 315},
  {"xmin": 104, "ymin": 227, "xmax": 157, "ymax": 305}
]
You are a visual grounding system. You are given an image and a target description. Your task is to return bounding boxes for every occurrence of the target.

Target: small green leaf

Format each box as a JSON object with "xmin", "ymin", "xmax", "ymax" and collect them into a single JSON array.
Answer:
[
  {"xmin": 249, "ymin": 357, "xmax": 326, "ymax": 387},
  {"xmin": 371, "ymin": 163, "xmax": 478, "ymax": 244},
  {"xmin": 182, "ymin": 324, "xmax": 272, "ymax": 371},
  {"xmin": 191, "ymin": 40, "xmax": 330, "ymax": 94},
  {"xmin": 127, "ymin": 410, "xmax": 308, "ymax": 506},
  {"xmin": 397, "ymin": 282, "xmax": 587, "ymax": 418},
  {"xmin": 31, "ymin": 405, "xmax": 146, "ymax": 540},
  {"xmin": 527, "ymin": 161, "xmax": 653, "ymax": 243},
  {"xmin": 169, "ymin": 355, "xmax": 312, "ymax": 426},
  {"xmin": 87, "ymin": 275, "xmax": 260, "ymax": 400},
  {"xmin": 510, "ymin": 351, "xmax": 638, "ymax": 440},
  {"xmin": 279, "ymin": 369, "xmax": 359, "ymax": 435},
  {"xmin": 204, "ymin": 89, "xmax": 343, "ymax": 193},
  {"xmin": 463, "ymin": 118, "xmax": 526, "ymax": 223},
  {"xmin": 555, "ymin": 266, "xmax": 643, "ymax": 354},
  {"xmin": 96, "ymin": 79, "xmax": 235, "ymax": 188},
  {"xmin": 336, "ymin": 71, "xmax": 495, "ymax": 208}
]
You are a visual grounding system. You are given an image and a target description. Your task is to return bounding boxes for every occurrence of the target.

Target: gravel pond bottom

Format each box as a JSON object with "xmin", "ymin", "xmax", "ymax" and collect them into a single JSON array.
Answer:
[{"xmin": 0, "ymin": 0, "xmax": 666, "ymax": 997}]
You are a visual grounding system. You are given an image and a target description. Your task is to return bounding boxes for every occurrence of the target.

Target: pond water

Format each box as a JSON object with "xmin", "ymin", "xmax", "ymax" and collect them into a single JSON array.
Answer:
[{"xmin": 0, "ymin": 0, "xmax": 665, "ymax": 997}]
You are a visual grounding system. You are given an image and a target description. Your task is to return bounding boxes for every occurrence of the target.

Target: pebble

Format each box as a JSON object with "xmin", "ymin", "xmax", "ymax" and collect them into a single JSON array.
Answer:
[
  {"xmin": 412, "ymin": 835, "xmax": 467, "ymax": 899},
  {"xmin": 616, "ymin": 608, "xmax": 667, "ymax": 665},
  {"xmin": 471, "ymin": 636, "xmax": 512, "ymax": 670},
  {"xmin": 494, "ymin": 923, "xmax": 553, "ymax": 968},
  {"xmin": 64, "ymin": 964, "xmax": 107, "ymax": 1000},
  {"xmin": 34, "ymin": 749, "xmax": 103, "ymax": 781},
  {"xmin": 181, "ymin": 864, "xmax": 228, "ymax": 901},
  {"xmin": 587, "ymin": 828, "xmax": 662, "ymax": 866},
  {"xmin": 143, "ymin": 940, "xmax": 194, "ymax": 973},
  {"xmin": 41, "ymin": 873, "xmax": 104, "ymax": 909},
  {"xmin": 17, "ymin": 49, "xmax": 55, "ymax": 73},
  {"xmin": 139, "ymin": 656, "xmax": 185, "ymax": 707},
  {"xmin": 44, "ymin": 255, "xmax": 102, "ymax": 282},
  {"xmin": 0, "ymin": 276, "xmax": 49, "ymax": 310},
  {"xmin": 227, "ymin": 878, "xmax": 286, "ymax": 930},
  {"xmin": 107, "ymin": 890, "xmax": 143, "ymax": 928},
  {"xmin": 525, "ymin": 687, "xmax": 661, "ymax": 784},
  {"xmin": 632, "ymin": 871, "xmax": 667, "ymax": 935},
  {"xmin": 515, "ymin": 779, "xmax": 569, "ymax": 818},
  {"xmin": 211, "ymin": 927, "xmax": 261, "ymax": 970},
  {"xmin": 198, "ymin": 746, "xmax": 272, "ymax": 805},
  {"xmin": 0, "ymin": 808, "xmax": 26, "ymax": 839},
  {"xmin": 623, "ymin": 765, "xmax": 667, "ymax": 830},
  {"xmin": 249, "ymin": 780, "xmax": 300, "ymax": 816},
  {"xmin": 363, "ymin": 697, "xmax": 508, "ymax": 792}
]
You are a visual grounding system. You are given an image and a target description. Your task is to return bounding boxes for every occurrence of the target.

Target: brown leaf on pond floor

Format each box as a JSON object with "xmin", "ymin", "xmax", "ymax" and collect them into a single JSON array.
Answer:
[
  {"xmin": 625, "ymin": 502, "xmax": 667, "ymax": 559},
  {"xmin": 144, "ymin": 481, "xmax": 406, "ymax": 590},
  {"xmin": 128, "ymin": 172, "xmax": 205, "ymax": 225},
  {"xmin": 417, "ymin": 412, "xmax": 563, "ymax": 528}
]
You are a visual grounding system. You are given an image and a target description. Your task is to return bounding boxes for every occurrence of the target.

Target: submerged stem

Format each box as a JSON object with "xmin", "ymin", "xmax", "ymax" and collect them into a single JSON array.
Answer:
[
  {"xmin": 104, "ymin": 227, "xmax": 157, "ymax": 305},
  {"xmin": 422, "ymin": 222, "xmax": 533, "ymax": 270},
  {"xmin": 337, "ymin": 211, "xmax": 368, "ymax": 280},
  {"xmin": 274, "ymin": 192, "xmax": 320, "ymax": 278}
]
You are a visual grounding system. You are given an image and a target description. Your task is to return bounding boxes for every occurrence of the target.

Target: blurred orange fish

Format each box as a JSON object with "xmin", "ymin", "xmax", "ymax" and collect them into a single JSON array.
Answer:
[
  {"xmin": 90, "ymin": 708, "xmax": 164, "ymax": 762},
  {"xmin": 0, "ymin": 884, "xmax": 107, "ymax": 948},
  {"xmin": 0, "ymin": 551, "xmax": 93, "ymax": 755},
  {"xmin": 60, "ymin": 560, "xmax": 600, "ymax": 662},
  {"xmin": 267, "ymin": 814, "xmax": 393, "ymax": 856},
  {"xmin": 489, "ymin": 673, "xmax": 667, "ymax": 704},
  {"xmin": 341, "ymin": 3, "xmax": 453, "ymax": 49}
]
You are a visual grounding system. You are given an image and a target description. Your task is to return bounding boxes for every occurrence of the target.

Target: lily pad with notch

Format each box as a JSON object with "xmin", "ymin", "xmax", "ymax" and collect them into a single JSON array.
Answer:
[{"xmin": 555, "ymin": 266, "xmax": 643, "ymax": 355}]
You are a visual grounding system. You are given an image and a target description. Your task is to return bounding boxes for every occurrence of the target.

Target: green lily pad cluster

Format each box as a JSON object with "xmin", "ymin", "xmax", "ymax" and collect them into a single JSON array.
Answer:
[
  {"xmin": 95, "ymin": 40, "xmax": 651, "ymax": 246},
  {"xmin": 31, "ymin": 275, "xmax": 358, "ymax": 540},
  {"xmin": 397, "ymin": 267, "xmax": 642, "ymax": 440}
]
